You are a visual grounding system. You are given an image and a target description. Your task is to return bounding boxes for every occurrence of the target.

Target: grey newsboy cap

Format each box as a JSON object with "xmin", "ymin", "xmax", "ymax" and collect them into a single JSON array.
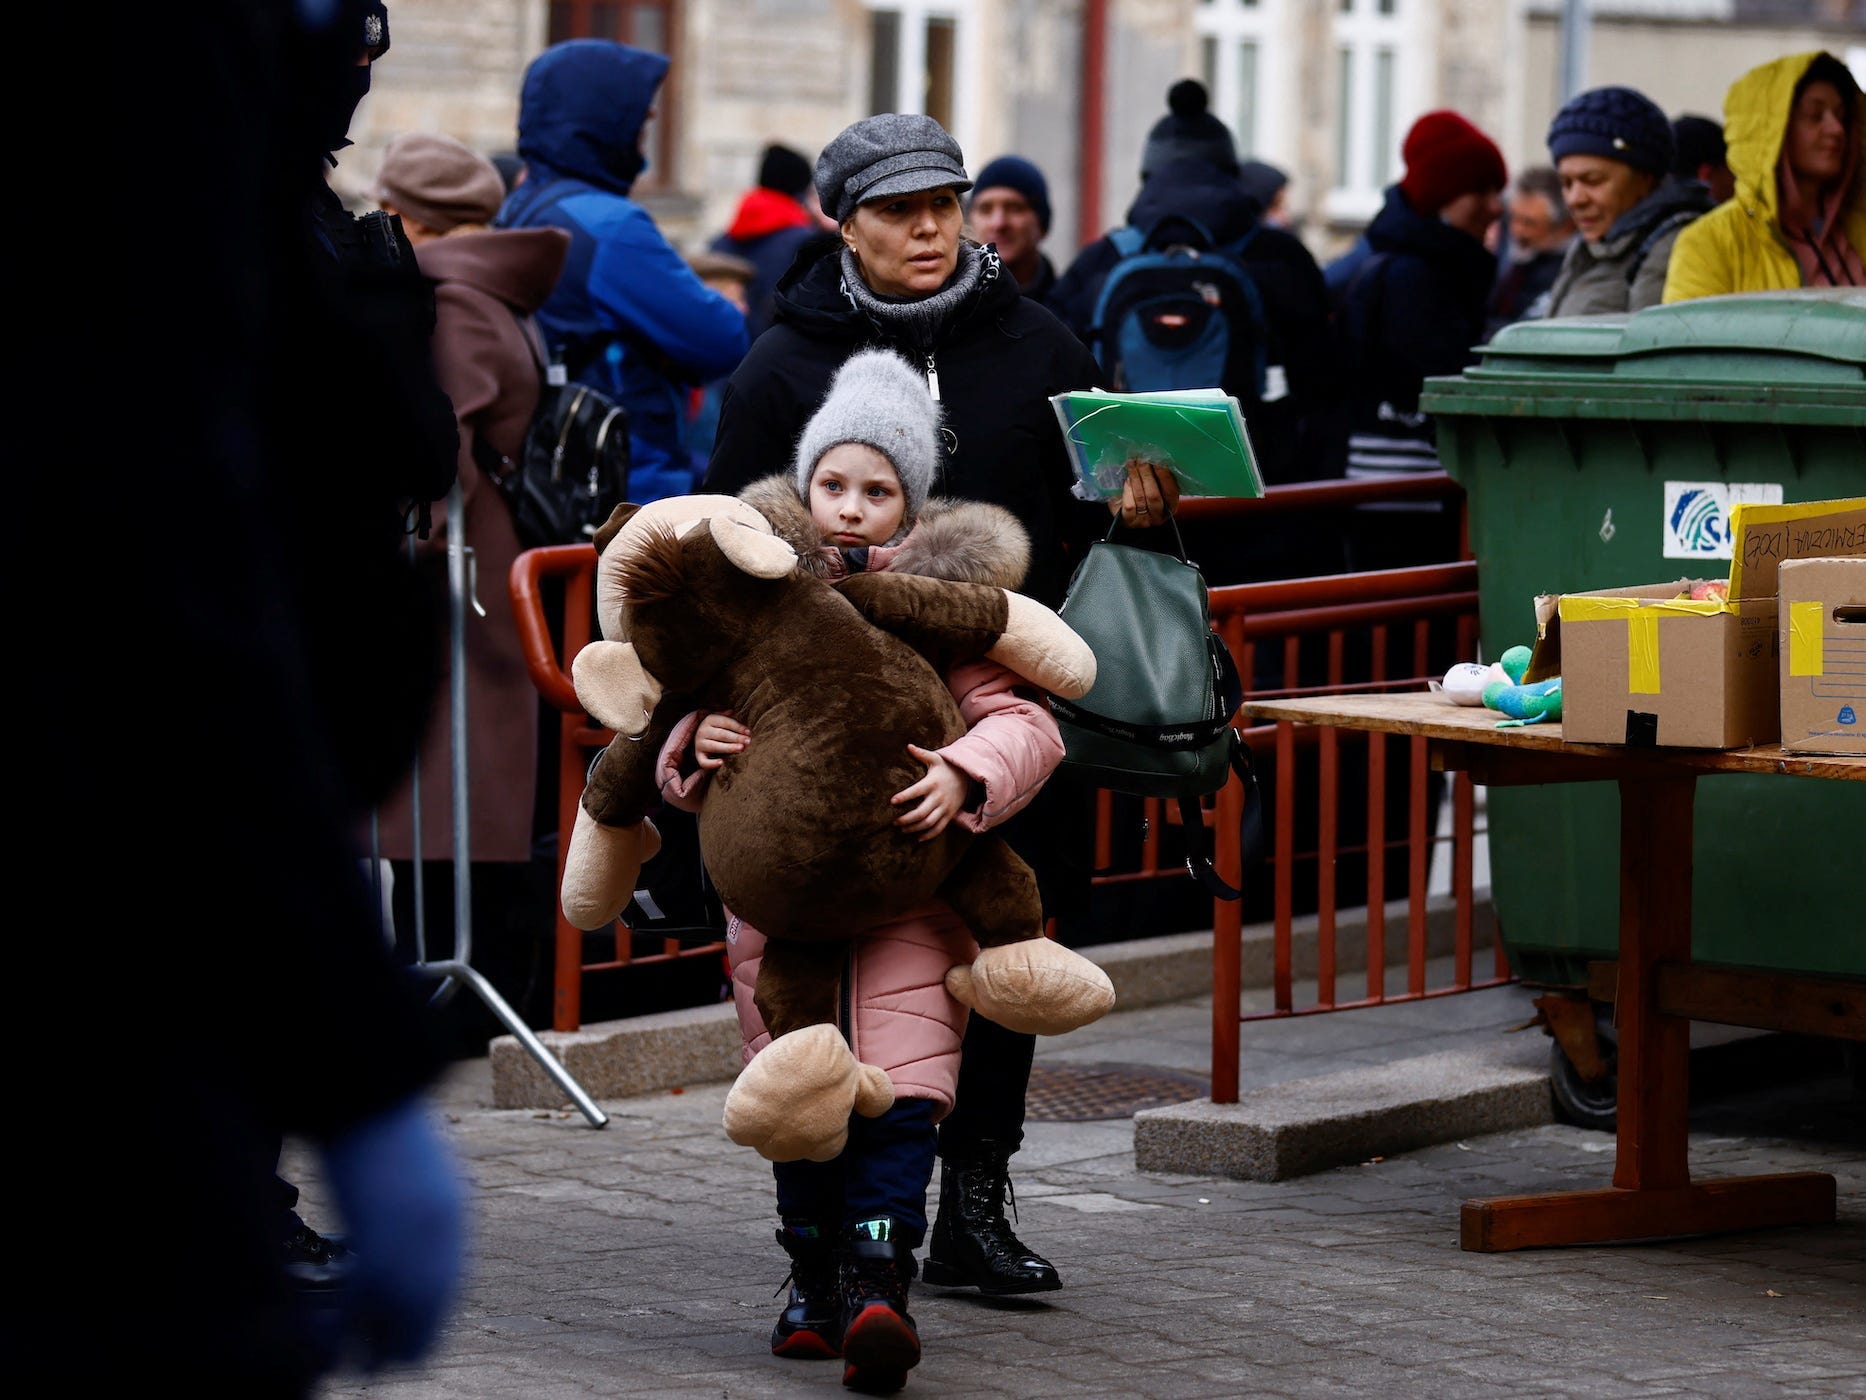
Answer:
[{"xmin": 815, "ymin": 113, "xmax": 972, "ymax": 222}]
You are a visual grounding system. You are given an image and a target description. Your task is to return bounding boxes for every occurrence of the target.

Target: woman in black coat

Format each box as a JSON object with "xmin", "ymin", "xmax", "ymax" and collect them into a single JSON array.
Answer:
[{"xmin": 704, "ymin": 112, "xmax": 1172, "ymax": 1309}]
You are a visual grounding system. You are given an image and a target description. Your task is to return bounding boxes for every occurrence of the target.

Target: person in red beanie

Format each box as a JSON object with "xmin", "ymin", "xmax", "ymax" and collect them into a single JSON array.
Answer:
[
  {"xmin": 1323, "ymin": 108, "xmax": 1506, "ymax": 573},
  {"xmin": 710, "ymin": 142, "xmax": 836, "ymax": 340}
]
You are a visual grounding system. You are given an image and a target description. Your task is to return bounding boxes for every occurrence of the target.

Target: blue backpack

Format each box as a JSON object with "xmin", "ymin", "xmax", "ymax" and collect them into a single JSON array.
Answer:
[{"xmin": 1088, "ymin": 221, "xmax": 1270, "ymax": 402}]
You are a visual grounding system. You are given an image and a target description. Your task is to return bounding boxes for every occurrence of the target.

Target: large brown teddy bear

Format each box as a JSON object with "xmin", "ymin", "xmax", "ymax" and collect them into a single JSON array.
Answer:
[{"xmin": 563, "ymin": 494, "xmax": 1115, "ymax": 1161}]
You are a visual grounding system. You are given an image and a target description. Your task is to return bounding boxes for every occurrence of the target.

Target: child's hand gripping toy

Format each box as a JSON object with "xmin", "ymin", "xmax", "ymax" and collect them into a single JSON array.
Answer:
[{"xmin": 563, "ymin": 496, "xmax": 1116, "ymax": 1162}]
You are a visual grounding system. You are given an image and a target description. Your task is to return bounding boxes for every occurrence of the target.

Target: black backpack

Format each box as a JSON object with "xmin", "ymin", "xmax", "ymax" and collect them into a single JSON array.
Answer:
[
  {"xmin": 1088, "ymin": 220, "xmax": 1270, "ymax": 404},
  {"xmin": 472, "ymin": 318, "xmax": 631, "ymax": 550}
]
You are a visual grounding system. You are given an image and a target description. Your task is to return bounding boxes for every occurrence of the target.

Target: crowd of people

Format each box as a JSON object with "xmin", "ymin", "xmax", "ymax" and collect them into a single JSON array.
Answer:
[{"xmin": 27, "ymin": 3, "xmax": 1858, "ymax": 1391}]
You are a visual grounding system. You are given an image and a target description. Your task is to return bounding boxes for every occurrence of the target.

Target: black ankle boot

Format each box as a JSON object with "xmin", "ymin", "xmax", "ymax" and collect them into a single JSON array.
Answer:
[
  {"xmin": 922, "ymin": 1139, "xmax": 1061, "ymax": 1295},
  {"xmin": 771, "ymin": 1224, "xmax": 842, "ymax": 1360},
  {"xmin": 838, "ymin": 1219, "xmax": 920, "ymax": 1394}
]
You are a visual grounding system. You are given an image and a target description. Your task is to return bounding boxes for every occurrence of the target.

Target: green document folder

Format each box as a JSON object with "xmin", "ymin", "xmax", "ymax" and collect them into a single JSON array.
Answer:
[{"xmin": 1049, "ymin": 387, "xmax": 1265, "ymax": 501}]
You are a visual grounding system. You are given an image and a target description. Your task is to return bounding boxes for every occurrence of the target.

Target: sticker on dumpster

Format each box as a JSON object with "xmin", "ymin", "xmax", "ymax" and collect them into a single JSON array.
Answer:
[{"xmin": 1662, "ymin": 482, "xmax": 1783, "ymax": 559}]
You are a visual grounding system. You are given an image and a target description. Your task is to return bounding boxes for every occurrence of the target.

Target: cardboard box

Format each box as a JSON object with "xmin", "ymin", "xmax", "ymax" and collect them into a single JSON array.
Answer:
[
  {"xmin": 1779, "ymin": 556, "xmax": 1866, "ymax": 756},
  {"xmin": 1530, "ymin": 497, "xmax": 1866, "ymax": 749}
]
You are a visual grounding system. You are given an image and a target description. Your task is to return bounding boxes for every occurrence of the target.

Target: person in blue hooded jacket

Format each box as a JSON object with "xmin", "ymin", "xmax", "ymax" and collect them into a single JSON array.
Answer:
[{"xmin": 497, "ymin": 40, "xmax": 750, "ymax": 504}]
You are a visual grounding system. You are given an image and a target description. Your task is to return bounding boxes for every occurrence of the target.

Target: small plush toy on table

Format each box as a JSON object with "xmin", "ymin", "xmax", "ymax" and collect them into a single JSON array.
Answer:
[{"xmin": 1440, "ymin": 644, "xmax": 1562, "ymax": 727}]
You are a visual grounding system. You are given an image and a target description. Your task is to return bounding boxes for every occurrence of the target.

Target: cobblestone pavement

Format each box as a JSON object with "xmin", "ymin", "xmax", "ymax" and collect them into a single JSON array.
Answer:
[{"xmin": 304, "ymin": 987, "xmax": 1866, "ymax": 1399}]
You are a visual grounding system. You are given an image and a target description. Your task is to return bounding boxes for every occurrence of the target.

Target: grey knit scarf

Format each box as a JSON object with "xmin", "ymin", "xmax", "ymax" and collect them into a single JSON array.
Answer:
[{"xmin": 839, "ymin": 241, "xmax": 1001, "ymax": 348}]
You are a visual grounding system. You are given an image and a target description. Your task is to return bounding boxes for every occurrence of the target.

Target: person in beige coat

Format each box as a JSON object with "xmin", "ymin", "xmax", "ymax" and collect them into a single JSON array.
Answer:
[{"xmin": 373, "ymin": 132, "xmax": 570, "ymax": 1042}]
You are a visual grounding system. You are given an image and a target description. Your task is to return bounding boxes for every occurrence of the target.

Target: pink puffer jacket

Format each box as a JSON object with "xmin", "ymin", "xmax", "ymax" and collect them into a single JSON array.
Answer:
[{"xmin": 656, "ymin": 654, "xmax": 1062, "ymax": 1117}]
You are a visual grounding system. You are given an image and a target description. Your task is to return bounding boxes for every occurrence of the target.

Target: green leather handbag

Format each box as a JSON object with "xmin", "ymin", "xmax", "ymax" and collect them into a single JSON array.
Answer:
[{"xmin": 1050, "ymin": 515, "xmax": 1261, "ymax": 899}]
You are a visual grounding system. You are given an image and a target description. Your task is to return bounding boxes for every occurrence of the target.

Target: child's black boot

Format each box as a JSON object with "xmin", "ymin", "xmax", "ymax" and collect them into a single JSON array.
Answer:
[
  {"xmin": 771, "ymin": 1222, "xmax": 842, "ymax": 1360},
  {"xmin": 838, "ymin": 1218, "xmax": 920, "ymax": 1393}
]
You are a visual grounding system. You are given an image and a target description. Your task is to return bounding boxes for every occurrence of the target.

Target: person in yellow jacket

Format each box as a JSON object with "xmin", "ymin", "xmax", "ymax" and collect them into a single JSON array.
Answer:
[{"xmin": 1664, "ymin": 51, "xmax": 1863, "ymax": 301}]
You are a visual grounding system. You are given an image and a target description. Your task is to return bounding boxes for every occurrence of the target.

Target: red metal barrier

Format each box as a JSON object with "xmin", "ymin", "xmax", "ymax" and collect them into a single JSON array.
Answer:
[
  {"xmin": 513, "ymin": 475, "xmax": 1508, "ymax": 1041},
  {"xmin": 1086, "ymin": 477, "xmax": 1509, "ymax": 1100},
  {"xmin": 1203, "ymin": 562, "xmax": 1511, "ymax": 1100},
  {"xmin": 509, "ymin": 545, "xmax": 728, "ymax": 1032}
]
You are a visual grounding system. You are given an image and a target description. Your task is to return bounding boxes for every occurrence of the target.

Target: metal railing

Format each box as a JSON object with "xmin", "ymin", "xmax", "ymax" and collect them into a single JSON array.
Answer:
[
  {"xmin": 509, "ymin": 543, "xmax": 729, "ymax": 1034},
  {"xmin": 511, "ymin": 476, "xmax": 1511, "ymax": 1045},
  {"xmin": 1090, "ymin": 479, "xmax": 1512, "ymax": 1101}
]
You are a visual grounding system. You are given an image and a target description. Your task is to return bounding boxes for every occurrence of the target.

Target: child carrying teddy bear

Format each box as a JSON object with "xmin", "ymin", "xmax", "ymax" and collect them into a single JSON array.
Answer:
[{"xmin": 653, "ymin": 349, "xmax": 1064, "ymax": 1394}]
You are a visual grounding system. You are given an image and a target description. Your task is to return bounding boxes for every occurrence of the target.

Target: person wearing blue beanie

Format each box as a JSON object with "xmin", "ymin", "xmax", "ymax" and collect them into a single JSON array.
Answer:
[
  {"xmin": 1545, "ymin": 85, "xmax": 1712, "ymax": 315},
  {"xmin": 968, "ymin": 155, "xmax": 1057, "ymax": 299}
]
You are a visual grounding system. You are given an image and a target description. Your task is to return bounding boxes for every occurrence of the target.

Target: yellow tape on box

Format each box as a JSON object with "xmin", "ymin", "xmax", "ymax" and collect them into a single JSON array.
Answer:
[
  {"xmin": 1556, "ymin": 594, "xmax": 1732, "ymax": 693},
  {"xmin": 1788, "ymin": 599, "xmax": 1826, "ymax": 678}
]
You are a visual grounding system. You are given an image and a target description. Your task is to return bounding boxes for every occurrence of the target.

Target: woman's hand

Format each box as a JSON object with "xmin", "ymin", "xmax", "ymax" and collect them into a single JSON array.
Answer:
[
  {"xmin": 1112, "ymin": 458, "xmax": 1181, "ymax": 527},
  {"xmin": 695, "ymin": 712, "xmax": 751, "ymax": 770},
  {"xmin": 892, "ymin": 743, "xmax": 970, "ymax": 841}
]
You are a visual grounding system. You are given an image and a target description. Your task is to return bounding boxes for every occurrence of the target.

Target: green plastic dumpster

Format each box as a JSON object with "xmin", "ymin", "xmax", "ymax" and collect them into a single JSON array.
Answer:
[{"xmin": 1421, "ymin": 289, "xmax": 1866, "ymax": 990}]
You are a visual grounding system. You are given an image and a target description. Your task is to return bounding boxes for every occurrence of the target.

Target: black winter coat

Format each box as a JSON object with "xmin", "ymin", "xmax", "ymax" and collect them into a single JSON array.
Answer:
[
  {"xmin": 1330, "ymin": 184, "xmax": 1496, "ymax": 428},
  {"xmin": 703, "ymin": 242, "xmax": 1105, "ymax": 606},
  {"xmin": 1046, "ymin": 158, "xmax": 1341, "ymax": 483}
]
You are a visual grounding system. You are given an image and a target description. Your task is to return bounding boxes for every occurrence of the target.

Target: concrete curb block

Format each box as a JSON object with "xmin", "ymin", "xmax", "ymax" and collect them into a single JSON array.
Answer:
[
  {"xmin": 489, "ymin": 894, "xmax": 1496, "ymax": 1110},
  {"xmin": 1132, "ymin": 1041, "xmax": 1553, "ymax": 1181},
  {"xmin": 489, "ymin": 1002, "xmax": 742, "ymax": 1109}
]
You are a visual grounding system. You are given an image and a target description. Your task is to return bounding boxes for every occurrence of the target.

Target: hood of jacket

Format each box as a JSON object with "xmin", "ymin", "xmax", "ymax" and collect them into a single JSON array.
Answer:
[
  {"xmin": 725, "ymin": 187, "xmax": 815, "ymax": 242},
  {"xmin": 1124, "ymin": 157, "xmax": 1262, "ymax": 247},
  {"xmin": 768, "ymin": 237, "xmax": 1017, "ymax": 343},
  {"xmin": 414, "ymin": 226, "xmax": 570, "ymax": 313},
  {"xmin": 516, "ymin": 40, "xmax": 668, "ymax": 196},
  {"xmin": 1364, "ymin": 183, "xmax": 1493, "ymax": 270},
  {"xmin": 739, "ymin": 475, "xmax": 1030, "ymax": 591},
  {"xmin": 1723, "ymin": 50, "xmax": 1866, "ymax": 229}
]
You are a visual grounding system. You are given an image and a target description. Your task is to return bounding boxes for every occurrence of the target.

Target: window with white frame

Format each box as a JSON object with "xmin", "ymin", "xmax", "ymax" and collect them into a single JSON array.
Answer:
[
  {"xmin": 1194, "ymin": 0, "xmax": 1283, "ymax": 164},
  {"xmin": 1329, "ymin": 0, "xmax": 1417, "ymax": 223},
  {"xmin": 863, "ymin": 1, "xmax": 977, "ymax": 162}
]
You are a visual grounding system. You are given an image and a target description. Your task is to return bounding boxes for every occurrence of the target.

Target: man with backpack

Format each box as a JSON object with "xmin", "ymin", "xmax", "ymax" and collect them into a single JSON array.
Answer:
[
  {"xmin": 1047, "ymin": 80, "xmax": 1337, "ymax": 489},
  {"xmin": 497, "ymin": 39, "xmax": 750, "ymax": 505}
]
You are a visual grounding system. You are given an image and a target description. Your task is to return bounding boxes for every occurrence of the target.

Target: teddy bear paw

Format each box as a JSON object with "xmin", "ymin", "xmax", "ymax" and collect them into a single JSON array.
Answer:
[
  {"xmin": 945, "ymin": 940, "xmax": 1115, "ymax": 1036},
  {"xmin": 723, "ymin": 1024, "xmax": 896, "ymax": 1163},
  {"xmin": 560, "ymin": 808, "xmax": 661, "ymax": 930}
]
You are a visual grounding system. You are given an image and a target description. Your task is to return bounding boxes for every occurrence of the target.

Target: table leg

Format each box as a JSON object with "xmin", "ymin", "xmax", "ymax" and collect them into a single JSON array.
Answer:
[{"xmin": 1460, "ymin": 774, "xmax": 1837, "ymax": 1251}]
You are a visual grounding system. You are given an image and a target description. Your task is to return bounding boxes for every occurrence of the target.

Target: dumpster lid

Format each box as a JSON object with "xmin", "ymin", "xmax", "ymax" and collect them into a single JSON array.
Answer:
[{"xmin": 1422, "ymin": 289, "xmax": 1866, "ymax": 421}]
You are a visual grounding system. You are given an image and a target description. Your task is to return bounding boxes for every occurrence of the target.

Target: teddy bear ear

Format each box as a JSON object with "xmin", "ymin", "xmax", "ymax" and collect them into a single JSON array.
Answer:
[
  {"xmin": 710, "ymin": 516, "xmax": 796, "ymax": 578},
  {"xmin": 593, "ymin": 502, "xmax": 642, "ymax": 556}
]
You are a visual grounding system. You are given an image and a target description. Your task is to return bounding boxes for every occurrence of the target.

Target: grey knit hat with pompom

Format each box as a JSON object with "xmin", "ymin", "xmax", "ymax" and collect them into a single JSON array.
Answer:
[{"xmin": 793, "ymin": 350, "xmax": 941, "ymax": 525}]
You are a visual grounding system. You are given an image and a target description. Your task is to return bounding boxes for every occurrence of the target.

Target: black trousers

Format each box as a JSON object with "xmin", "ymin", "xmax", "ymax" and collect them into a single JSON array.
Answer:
[{"xmin": 938, "ymin": 1012, "xmax": 1037, "ymax": 1155}]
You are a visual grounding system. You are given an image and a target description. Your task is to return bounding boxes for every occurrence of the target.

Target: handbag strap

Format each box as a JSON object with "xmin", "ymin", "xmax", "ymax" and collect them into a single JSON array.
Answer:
[
  {"xmin": 1177, "ymin": 730, "xmax": 1265, "ymax": 902},
  {"xmin": 1101, "ymin": 506, "xmax": 1192, "ymax": 564}
]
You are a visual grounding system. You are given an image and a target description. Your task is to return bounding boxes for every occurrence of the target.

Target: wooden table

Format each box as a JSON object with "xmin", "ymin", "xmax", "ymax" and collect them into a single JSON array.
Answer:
[{"xmin": 1242, "ymin": 692, "xmax": 1865, "ymax": 1252}]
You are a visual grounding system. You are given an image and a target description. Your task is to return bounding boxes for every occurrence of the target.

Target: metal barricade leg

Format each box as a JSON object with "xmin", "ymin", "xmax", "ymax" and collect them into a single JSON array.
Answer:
[
  {"xmin": 410, "ymin": 958, "xmax": 608, "ymax": 1128},
  {"xmin": 392, "ymin": 481, "xmax": 609, "ymax": 1128}
]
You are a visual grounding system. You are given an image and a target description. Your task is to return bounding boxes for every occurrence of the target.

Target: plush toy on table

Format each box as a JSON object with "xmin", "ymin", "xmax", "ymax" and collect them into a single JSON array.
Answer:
[
  {"xmin": 560, "ymin": 494, "xmax": 1116, "ymax": 1161},
  {"xmin": 1441, "ymin": 644, "xmax": 1563, "ymax": 726}
]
